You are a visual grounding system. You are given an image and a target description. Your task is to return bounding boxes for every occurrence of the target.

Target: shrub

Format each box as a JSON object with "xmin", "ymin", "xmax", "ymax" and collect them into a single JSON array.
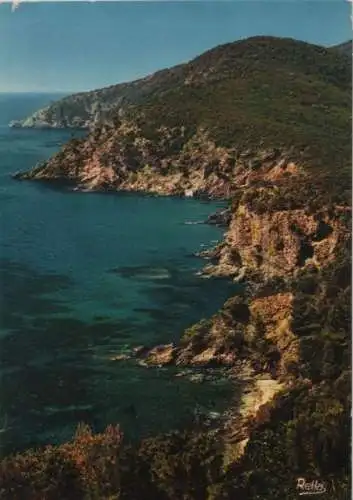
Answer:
[{"xmin": 0, "ymin": 424, "xmax": 123, "ymax": 500}]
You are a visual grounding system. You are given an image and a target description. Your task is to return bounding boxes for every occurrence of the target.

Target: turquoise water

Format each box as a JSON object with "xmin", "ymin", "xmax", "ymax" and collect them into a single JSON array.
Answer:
[{"xmin": 0, "ymin": 94, "xmax": 236, "ymax": 455}]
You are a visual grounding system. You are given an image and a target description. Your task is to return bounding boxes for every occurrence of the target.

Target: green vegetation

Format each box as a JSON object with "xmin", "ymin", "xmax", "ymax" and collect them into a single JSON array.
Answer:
[
  {"xmin": 292, "ymin": 236, "xmax": 351, "ymax": 383},
  {"xmin": 0, "ymin": 424, "xmax": 123, "ymax": 499},
  {"xmin": 222, "ymin": 383, "xmax": 350, "ymax": 500},
  {"xmin": 130, "ymin": 37, "xmax": 350, "ymax": 178},
  {"xmin": 19, "ymin": 37, "xmax": 351, "ymax": 202},
  {"xmin": 233, "ymin": 173, "xmax": 352, "ymax": 215}
]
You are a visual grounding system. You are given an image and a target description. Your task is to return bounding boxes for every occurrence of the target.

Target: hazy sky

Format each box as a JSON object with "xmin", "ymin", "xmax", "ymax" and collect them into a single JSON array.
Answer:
[{"xmin": 0, "ymin": 1, "xmax": 351, "ymax": 93}]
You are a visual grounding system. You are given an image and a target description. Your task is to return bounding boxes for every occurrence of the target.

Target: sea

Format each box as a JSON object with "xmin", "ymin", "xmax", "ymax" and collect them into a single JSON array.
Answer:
[{"xmin": 0, "ymin": 93, "xmax": 237, "ymax": 456}]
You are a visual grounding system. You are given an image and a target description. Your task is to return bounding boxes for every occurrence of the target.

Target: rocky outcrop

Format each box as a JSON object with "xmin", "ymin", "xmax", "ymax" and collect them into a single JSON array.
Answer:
[
  {"xmin": 9, "ymin": 106, "xmax": 91, "ymax": 130},
  {"xmin": 13, "ymin": 119, "xmax": 302, "ymax": 197},
  {"xmin": 202, "ymin": 203, "xmax": 349, "ymax": 281},
  {"xmin": 205, "ymin": 208, "xmax": 232, "ymax": 227},
  {"xmin": 138, "ymin": 289, "xmax": 298, "ymax": 377}
]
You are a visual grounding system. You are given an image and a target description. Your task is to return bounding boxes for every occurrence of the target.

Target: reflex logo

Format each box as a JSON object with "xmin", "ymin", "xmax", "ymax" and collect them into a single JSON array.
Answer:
[{"xmin": 296, "ymin": 478, "xmax": 327, "ymax": 496}]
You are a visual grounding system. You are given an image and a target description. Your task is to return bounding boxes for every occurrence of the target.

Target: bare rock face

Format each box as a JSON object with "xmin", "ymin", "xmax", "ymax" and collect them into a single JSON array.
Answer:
[
  {"xmin": 202, "ymin": 178, "xmax": 349, "ymax": 283},
  {"xmin": 139, "ymin": 290, "xmax": 294, "ymax": 378},
  {"xmin": 222, "ymin": 207, "xmax": 345, "ymax": 278},
  {"xmin": 249, "ymin": 292, "xmax": 298, "ymax": 377},
  {"xmin": 144, "ymin": 344, "xmax": 176, "ymax": 366},
  {"xmin": 14, "ymin": 119, "xmax": 300, "ymax": 198}
]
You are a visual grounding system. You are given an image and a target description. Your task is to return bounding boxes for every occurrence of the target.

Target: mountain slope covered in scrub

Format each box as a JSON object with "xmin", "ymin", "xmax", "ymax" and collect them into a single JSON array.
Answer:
[
  {"xmin": 10, "ymin": 35, "xmax": 351, "ymax": 141},
  {"xmin": 16, "ymin": 36, "xmax": 351, "ymax": 201}
]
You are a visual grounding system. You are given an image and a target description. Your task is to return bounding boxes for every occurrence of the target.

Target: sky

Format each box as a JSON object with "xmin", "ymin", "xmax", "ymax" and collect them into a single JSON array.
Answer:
[{"xmin": 0, "ymin": 1, "xmax": 351, "ymax": 93}]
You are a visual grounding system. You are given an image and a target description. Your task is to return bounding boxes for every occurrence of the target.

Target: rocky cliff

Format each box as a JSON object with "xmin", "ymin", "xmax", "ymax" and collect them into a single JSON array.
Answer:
[{"xmin": 7, "ymin": 36, "xmax": 352, "ymax": 498}]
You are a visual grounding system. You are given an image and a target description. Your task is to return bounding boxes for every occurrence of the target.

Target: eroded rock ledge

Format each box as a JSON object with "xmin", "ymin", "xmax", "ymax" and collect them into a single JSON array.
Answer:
[{"xmin": 13, "ymin": 122, "xmax": 299, "ymax": 196}]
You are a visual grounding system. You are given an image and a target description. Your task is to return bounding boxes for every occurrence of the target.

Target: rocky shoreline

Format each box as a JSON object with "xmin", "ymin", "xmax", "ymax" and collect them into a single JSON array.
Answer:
[
  {"xmin": 6, "ymin": 35, "xmax": 351, "ymax": 498},
  {"xmin": 12, "ymin": 119, "xmax": 351, "ymax": 463},
  {"xmin": 9, "ymin": 119, "xmax": 90, "ymax": 130}
]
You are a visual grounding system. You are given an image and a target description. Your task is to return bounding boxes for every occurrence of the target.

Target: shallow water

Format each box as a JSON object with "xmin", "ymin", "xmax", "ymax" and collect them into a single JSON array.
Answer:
[{"xmin": 0, "ymin": 94, "xmax": 238, "ymax": 455}]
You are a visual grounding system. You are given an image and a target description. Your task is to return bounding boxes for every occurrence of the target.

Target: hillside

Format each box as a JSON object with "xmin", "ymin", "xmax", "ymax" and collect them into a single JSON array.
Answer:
[
  {"xmin": 4, "ymin": 36, "xmax": 352, "ymax": 499},
  {"xmin": 331, "ymin": 39, "xmax": 352, "ymax": 57},
  {"xmin": 15, "ymin": 36, "xmax": 351, "ymax": 199},
  {"xmin": 9, "ymin": 36, "xmax": 351, "ymax": 131}
]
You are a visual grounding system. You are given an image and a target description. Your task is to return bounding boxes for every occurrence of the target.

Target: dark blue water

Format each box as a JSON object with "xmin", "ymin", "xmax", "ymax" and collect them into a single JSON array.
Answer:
[{"xmin": 0, "ymin": 94, "xmax": 236, "ymax": 455}]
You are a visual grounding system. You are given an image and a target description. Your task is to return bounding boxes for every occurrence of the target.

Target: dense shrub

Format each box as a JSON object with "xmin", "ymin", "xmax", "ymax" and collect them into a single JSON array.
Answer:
[
  {"xmin": 120, "ymin": 430, "xmax": 225, "ymax": 500},
  {"xmin": 0, "ymin": 424, "xmax": 122, "ymax": 500}
]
